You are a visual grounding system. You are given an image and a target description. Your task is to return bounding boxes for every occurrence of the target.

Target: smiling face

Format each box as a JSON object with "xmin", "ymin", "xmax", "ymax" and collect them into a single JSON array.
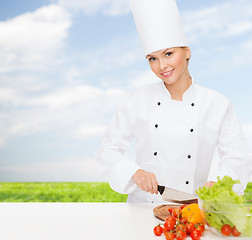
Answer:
[{"xmin": 146, "ymin": 47, "xmax": 191, "ymax": 88}]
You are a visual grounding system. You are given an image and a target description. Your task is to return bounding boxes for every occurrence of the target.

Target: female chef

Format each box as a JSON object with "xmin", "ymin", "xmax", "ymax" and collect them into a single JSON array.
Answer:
[{"xmin": 96, "ymin": 0, "xmax": 252, "ymax": 202}]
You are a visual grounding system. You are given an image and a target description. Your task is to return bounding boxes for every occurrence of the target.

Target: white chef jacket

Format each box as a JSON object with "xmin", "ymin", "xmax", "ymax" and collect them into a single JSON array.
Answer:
[{"xmin": 96, "ymin": 78, "xmax": 252, "ymax": 202}]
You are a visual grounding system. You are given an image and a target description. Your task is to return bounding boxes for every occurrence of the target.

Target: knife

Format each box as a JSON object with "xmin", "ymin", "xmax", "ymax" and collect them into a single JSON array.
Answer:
[{"xmin": 158, "ymin": 185, "xmax": 198, "ymax": 204}]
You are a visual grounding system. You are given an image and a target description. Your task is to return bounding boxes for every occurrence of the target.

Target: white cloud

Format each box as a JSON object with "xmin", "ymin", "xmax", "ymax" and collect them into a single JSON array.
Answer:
[
  {"xmin": 0, "ymin": 4, "xmax": 71, "ymax": 72},
  {"xmin": 73, "ymin": 124, "xmax": 107, "ymax": 138},
  {"xmin": 183, "ymin": 0, "xmax": 252, "ymax": 43},
  {"xmin": 0, "ymin": 84, "xmax": 128, "ymax": 145},
  {"xmin": 128, "ymin": 70, "xmax": 160, "ymax": 90},
  {"xmin": 57, "ymin": 0, "xmax": 130, "ymax": 16},
  {"xmin": 32, "ymin": 86, "xmax": 104, "ymax": 109}
]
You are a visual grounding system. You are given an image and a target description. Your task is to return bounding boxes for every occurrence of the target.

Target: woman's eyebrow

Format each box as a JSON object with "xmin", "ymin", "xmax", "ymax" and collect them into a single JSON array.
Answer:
[
  {"xmin": 163, "ymin": 48, "xmax": 174, "ymax": 53},
  {"xmin": 146, "ymin": 48, "xmax": 173, "ymax": 58},
  {"xmin": 146, "ymin": 54, "xmax": 155, "ymax": 58},
  {"xmin": 162, "ymin": 48, "xmax": 170, "ymax": 53}
]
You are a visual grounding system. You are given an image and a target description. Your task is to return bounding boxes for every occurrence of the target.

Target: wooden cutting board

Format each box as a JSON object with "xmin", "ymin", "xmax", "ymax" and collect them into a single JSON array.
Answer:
[{"xmin": 153, "ymin": 204, "xmax": 183, "ymax": 221}]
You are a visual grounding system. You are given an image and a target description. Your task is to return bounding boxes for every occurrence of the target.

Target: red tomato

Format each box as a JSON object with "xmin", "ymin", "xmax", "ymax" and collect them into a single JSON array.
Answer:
[
  {"xmin": 164, "ymin": 220, "xmax": 175, "ymax": 232},
  {"xmin": 190, "ymin": 229, "xmax": 201, "ymax": 240},
  {"xmin": 232, "ymin": 226, "xmax": 241, "ymax": 237},
  {"xmin": 166, "ymin": 216, "xmax": 176, "ymax": 226},
  {"xmin": 195, "ymin": 224, "xmax": 205, "ymax": 234},
  {"xmin": 179, "ymin": 217, "xmax": 188, "ymax": 225},
  {"xmin": 172, "ymin": 208, "xmax": 182, "ymax": 219},
  {"xmin": 221, "ymin": 224, "xmax": 232, "ymax": 236},
  {"xmin": 168, "ymin": 207, "xmax": 175, "ymax": 214},
  {"xmin": 186, "ymin": 222, "xmax": 195, "ymax": 235},
  {"xmin": 153, "ymin": 225, "xmax": 163, "ymax": 236},
  {"xmin": 180, "ymin": 204, "xmax": 187, "ymax": 210},
  {"xmin": 176, "ymin": 230, "xmax": 187, "ymax": 240},
  {"xmin": 164, "ymin": 232, "xmax": 176, "ymax": 240},
  {"xmin": 176, "ymin": 224, "xmax": 186, "ymax": 233}
]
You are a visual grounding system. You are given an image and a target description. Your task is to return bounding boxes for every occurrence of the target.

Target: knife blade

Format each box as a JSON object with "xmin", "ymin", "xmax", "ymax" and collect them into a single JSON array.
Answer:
[{"xmin": 158, "ymin": 185, "xmax": 198, "ymax": 204}]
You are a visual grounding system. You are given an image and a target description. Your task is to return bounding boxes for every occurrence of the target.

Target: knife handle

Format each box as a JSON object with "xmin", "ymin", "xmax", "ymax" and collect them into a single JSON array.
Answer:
[{"xmin": 157, "ymin": 185, "xmax": 165, "ymax": 195}]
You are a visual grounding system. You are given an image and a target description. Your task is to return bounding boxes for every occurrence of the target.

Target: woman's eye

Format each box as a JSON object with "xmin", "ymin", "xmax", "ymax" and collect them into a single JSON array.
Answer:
[
  {"xmin": 148, "ymin": 57, "xmax": 156, "ymax": 62},
  {"xmin": 165, "ymin": 52, "xmax": 173, "ymax": 56}
]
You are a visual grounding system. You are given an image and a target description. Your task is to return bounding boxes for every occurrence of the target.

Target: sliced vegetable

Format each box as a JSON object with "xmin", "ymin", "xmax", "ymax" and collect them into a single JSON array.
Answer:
[{"xmin": 181, "ymin": 203, "xmax": 205, "ymax": 225}]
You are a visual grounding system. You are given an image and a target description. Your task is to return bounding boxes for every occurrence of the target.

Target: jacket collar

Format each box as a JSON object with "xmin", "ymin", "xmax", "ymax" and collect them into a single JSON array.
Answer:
[{"xmin": 160, "ymin": 77, "xmax": 195, "ymax": 102}]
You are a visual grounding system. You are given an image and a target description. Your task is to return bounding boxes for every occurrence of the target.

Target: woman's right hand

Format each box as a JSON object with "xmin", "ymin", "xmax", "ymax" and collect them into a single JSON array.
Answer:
[{"xmin": 132, "ymin": 169, "xmax": 158, "ymax": 194}]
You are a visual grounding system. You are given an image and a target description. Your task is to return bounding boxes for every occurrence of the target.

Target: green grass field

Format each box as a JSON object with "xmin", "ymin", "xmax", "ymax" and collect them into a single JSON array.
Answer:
[
  {"xmin": 0, "ymin": 182, "xmax": 251, "ymax": 202},
  {"xmin": 0, "ymin": 182, "xmax": 127, "ymax": 202}
]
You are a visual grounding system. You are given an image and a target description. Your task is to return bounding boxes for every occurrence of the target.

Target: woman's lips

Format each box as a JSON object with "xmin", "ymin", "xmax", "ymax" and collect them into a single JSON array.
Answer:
[{"xmin": 161, "ymin": 69, "xmax": 174, "ymax": 77}]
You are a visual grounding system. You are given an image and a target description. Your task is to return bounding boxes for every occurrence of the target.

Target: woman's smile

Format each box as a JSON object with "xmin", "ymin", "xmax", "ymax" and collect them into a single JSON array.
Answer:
[{"xmin": 160, "ymin": 69, "xmax": 174, "ymax": 77}]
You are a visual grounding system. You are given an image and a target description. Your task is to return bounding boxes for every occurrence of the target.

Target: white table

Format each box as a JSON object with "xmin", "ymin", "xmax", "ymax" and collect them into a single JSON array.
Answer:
[{"xmin": 0, "ymin": 203, "xmax": 248, "ymax": 240}]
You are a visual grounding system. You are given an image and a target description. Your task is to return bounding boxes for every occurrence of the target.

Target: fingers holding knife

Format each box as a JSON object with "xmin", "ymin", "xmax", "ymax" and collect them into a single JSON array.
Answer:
[{"xmin": 132, "ymin": 169, "xmax": 158, "ymax": 194}]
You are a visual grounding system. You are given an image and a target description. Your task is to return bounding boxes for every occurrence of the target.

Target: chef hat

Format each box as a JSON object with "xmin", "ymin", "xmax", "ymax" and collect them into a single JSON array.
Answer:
[{"xmin": 129, "ymin": 0, "xmax": 188, "ymax": 56}]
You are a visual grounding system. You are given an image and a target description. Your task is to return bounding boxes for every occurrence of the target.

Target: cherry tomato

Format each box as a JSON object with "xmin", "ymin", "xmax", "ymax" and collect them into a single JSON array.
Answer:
[
  {"xmin": 172, "ymin": 208, "xmax": 182, "ymax": 219},
  {"xmin": 166, "ymin": 216, "xmax": 176, "ymax": 226},
  {"xmin": 186, "ymin": 222, "xmax": 195, "ymax": 235},
  {"xmin": 180, "ymin": 204, "xmax": 187, "ymax": 210},
  {"xmin": 176, "ymin": 230, "xmax": 187, "ymax": 240},
  {"xmin": 195, "ymin": 224, "xmax": 205, "ymax": 234},
  {"xmin": 232, "ymin": 226, "xmax": 241, "ymax": 237},
  {"xmin": 221, "ymin": 224, "xmax": 232, "ymax": 236},
  {"xmin": 153, "ymin": 225, "xmax": 163, "ymax": 236},
  {"xmin": 176, "ymin": 224, "xmax": 186, "ymax": 233},
  {"xmin": 168, "ymin": 207, "xmax": 175, "ymax": 214},
  {"xmin": 164, "ymin": 220, "xmax": 175, "ymax": 232},
  {"xmin": 179, "ymin": 217, "xmax": 188, "ymax": 225},
  {"xmin": 190, "ymin": 229, "xmax": 201, "ymax": 240},
  {"xmin": 164, "ymin": 232, "xmax": 176, "ymax": 240}
]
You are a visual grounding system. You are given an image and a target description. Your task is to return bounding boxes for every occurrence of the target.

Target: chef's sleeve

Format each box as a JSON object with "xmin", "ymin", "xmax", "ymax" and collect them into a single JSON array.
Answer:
[
  {"xmin": 216, "ymin": 102, "xmax": 252, "ymax": 190},
  {"xmin": 95, "ymin": 100, "xmax": 140, "ymax": 194}
]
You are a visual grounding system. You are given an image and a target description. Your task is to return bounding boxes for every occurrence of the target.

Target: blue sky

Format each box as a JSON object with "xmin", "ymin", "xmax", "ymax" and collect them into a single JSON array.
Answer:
[{"xmin": 0, "ymin": 0, "xmax": 252, "ymax": 182}]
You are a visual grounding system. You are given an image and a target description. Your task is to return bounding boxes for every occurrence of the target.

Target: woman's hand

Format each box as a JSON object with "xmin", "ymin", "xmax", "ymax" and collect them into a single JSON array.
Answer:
[
  {"xmin": 204, "ymin": 181, "xmax": 216, "ymax": 187},
  {"xmin": 132, "ymin": 169, "xmax": 158, "ymax": 194}
]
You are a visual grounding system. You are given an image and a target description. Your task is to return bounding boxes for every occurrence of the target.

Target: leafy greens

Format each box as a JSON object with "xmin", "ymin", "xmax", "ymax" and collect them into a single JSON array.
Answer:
[{"xmin": 196, "ymin": 176, "xmax": 252, "ymax": 236}]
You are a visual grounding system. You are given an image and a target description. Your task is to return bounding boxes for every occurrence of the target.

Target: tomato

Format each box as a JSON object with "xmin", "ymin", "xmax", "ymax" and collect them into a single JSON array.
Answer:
[
  {"xmin": 221, "ymin": 224, "xmax": 232, "ymax": 236},
  {"xmin": 176, "ymin": 230, "xmax": 187, "ymax": 240},
  {"xmin": 232, "ymin": 226, "xmax": 241, "ymax": 237},
  {"xmin": 186, "ymin": 222, "xmax": 195, "ymax": 235},
  {"xmin": 176, "ymin": 224, "xmax": 186, "ymax": 233},
  {"xmin": 166, "ymin": 216, "xmax": 176, "ymax": 226},
  {"xmin": 168, "ymin": 207, "xmax": 175, "ymax": 214},
  {"xmin": 164, "ymin": 232, "xmax": 176, "ymax": 240},
  {"xmin": 172, "ymin": 208, "xmax": 182, "ymax": 219},
  {"xmin": 153, "ymin": 225, "xmax": 163, "ymax": 236},
  {"xmin": 190, "ymin": 229, "xmax": 201, "ymax": 240},
  {"xmin": 195, "ymin": 224, "xmax": 205, "ymax": 234},
  {"xmin": 164, "ymin": 220, "xmax": 175, "ymax": 232},
  {"xmin": 179, "ymin": 217, "xmax": 188, "ymax": 225},
  {"xmin": 180, "ymin": 204, "xmax": 187, "ymax": 210}
]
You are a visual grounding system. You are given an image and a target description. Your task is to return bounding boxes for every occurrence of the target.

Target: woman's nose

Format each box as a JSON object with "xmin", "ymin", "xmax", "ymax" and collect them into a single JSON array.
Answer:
[{"xmin": 159, "ymin": 59, "xmax": 168, "ymax": 71}]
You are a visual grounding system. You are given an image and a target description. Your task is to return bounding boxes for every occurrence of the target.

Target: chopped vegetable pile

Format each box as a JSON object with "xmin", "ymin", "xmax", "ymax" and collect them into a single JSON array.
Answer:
[{"xmin": 196, "ymin": 176, "xmax": 252, "ymax": 237}]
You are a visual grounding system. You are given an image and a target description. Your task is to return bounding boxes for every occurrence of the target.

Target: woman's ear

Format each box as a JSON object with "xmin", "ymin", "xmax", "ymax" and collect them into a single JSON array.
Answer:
[{"xmin": 185, "ymin": 47, "xmax": 191, "ymax": 60}]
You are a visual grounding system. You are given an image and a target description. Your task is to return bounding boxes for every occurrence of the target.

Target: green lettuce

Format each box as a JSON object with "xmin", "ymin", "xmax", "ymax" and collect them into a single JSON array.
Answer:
[{"xmin": 196, "ymin": 176, "xmax": 252, "ymax": 236}]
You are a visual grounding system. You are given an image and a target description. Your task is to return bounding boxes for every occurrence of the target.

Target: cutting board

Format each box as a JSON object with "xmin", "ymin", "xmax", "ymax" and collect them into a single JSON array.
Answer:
[{"xmin": 153, "ymin": 204, "xmax": 183, "ymax": 221}]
